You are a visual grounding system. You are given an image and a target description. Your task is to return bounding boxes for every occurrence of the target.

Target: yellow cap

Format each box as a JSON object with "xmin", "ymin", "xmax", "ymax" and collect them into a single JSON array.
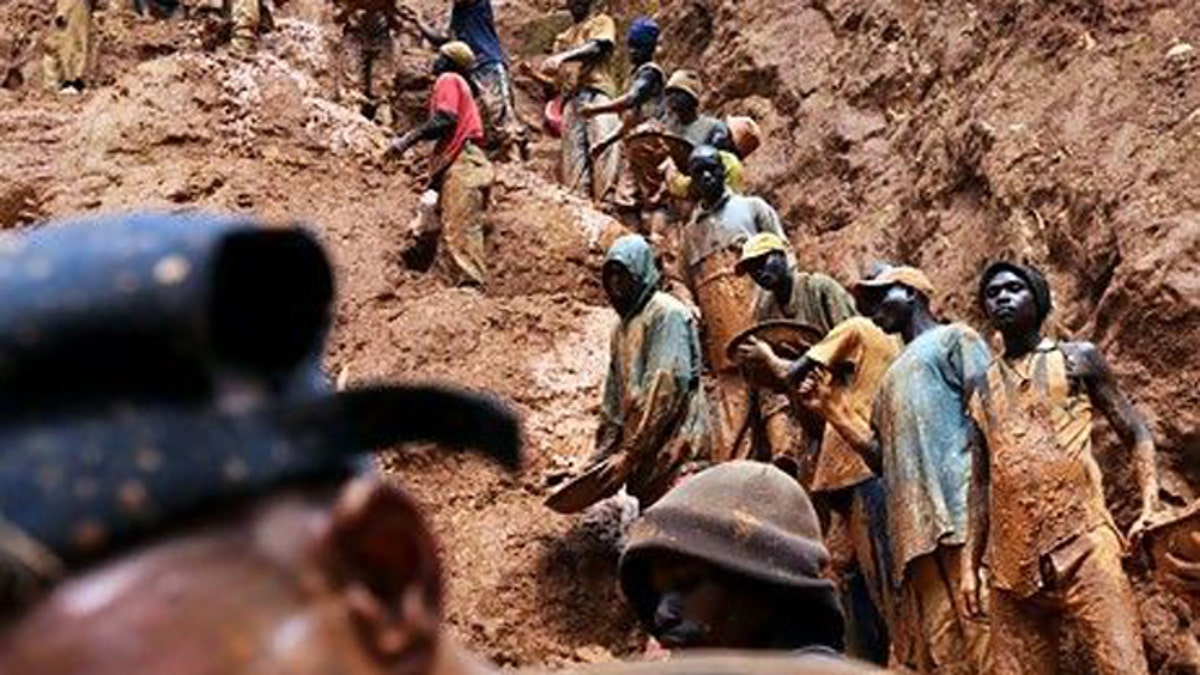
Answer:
[
  {"xmin": 854, "ymin": 265, "xmax": 935, "ymax": 298},
  {"xmin": 439, "ymin": 41, "xmax": 476, "ymax": 69},
  {"xmin": 734, "ymin": 232, "xmax": 790, "ymax": 274},
  {"xmin": 666, "ymin": 69, "xmax": 703, "ymax": 101}
]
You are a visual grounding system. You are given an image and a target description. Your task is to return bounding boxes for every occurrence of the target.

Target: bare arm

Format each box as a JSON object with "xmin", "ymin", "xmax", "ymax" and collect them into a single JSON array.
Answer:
[
  {"xmin": 1070, "ymin": 342, "xmax": 1160, "ymax": 536},
  {"xmin": 385, "ymin": 110, "xmax": 456, "ymax": 158},
  {"xmin": 961, "ymin": 401, "xmax": 990, "ymax": 617},
  {"xmin": 551, "ymin": 39, "xmax": 610, "ymax": 66}
]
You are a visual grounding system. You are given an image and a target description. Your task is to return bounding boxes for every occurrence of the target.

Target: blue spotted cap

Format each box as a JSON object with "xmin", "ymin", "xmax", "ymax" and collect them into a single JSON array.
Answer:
[{"xmin": 0, "ymin": 212, "xmax": 519, "ymax": 604}]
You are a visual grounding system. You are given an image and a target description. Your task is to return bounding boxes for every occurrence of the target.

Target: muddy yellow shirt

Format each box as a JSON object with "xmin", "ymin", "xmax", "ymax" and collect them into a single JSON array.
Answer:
[
  {"xmin": 802, "ymin": 317, "xmax": 900, "ymax": 493},
  {"xmin": 552, "ymin": 13, "xmax": 619, "ymax": 98},
  {"xmin": 968, "ymin": 339, "xmax": 1117, "ymax": 598}
]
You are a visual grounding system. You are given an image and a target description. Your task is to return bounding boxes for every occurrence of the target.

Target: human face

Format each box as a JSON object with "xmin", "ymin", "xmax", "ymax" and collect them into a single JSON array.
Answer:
[
  {"xmin": 432, "ymin": 54, "xmax": 454, "ymax": 76},
  {"xmin": 747, "ymin": 252, "xmax": 789, "ymax": 292},
  {"xmin": 0, "ymin": 484, "xmax": 444, "ymax": 675},
  {"xmin": 665, "ymin": 90, "xmax": 696, "ymax": 119},
  {"xmin": 603, "ymin": 262, "xmax": 640, "ymax": 315},
  {"xmin": 983, "ymin": 270, "xmax": 1039, "ymax": 334},
  {"xmin": 567, "ymin": 0, "xmax": 591, "ymax": 22},
  {"xmin": 628, "ymin": 41, "xmax": 655, "ymax": 66},
  {"xmin": 647, "ymin": 554, "xmax": 774, "ymax": 650},
  {"xmin": 868, "ymin": 285, "xmax": 913, "ymax": 335},
  {"xmin": 688, "ymin": 154, "xmax": 725, "ymax": 204}
]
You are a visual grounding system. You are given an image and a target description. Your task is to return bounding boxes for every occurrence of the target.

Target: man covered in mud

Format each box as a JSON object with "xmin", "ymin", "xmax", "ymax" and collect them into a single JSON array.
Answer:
[
  {"xmin": 0, "ymin": 211, "xmax": 520, "ymax": 675},
  {"xmin": 42, "ymin": 0, "xmax": 92, "ymax": 93},
  {"xmin": 731, "ymin": 230, "xmax": 856, "ymax": 473},
  {"xmin": 226, "ymin": 0, "xmax": 275, "ymax": 54},
  {"xmin": 541, "ymin": 0, "xmax": 622, "ymax": 201},
  {"xmin": 962, "ymin": 261, "xmax": 1158, "ymax": 675},
  {"xmin": 814, "ymin": 266, "xmax": 991, "ymax": 674},
  {"xmin": 416, "ymin": 0, "xmax": 529, "ymax": 160},
  {"xmin": 680, "ymin": 145, "xmax": 786, "ymax": 459},
  {"xmin": 661, "ymin": 70, "xmax": 734, "ymax": 152},
  {"xmin": 386, "ymin": 41, "xmax": 495, "ymax": 287},
  {"xmin": 619, "ymin": 460, "xmax": 845, "ymax": 654},
  {"xmin": 581, "ymin": 17, "xmax": 671, "ymax": 230},
  {"xmin": 664, "ymin": 115, "xmax": 761, "ymax": 199},
  {"xmin": 735, "ymin": 261, "xmax": 898, "ymax": 664},
  {"xmin": 567, "ymin": 234, "xmax": 710, "ymax": 511}
]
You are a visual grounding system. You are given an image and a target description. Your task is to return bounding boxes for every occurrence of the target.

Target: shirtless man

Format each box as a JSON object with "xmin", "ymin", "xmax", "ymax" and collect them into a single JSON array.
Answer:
[{"xmin": 963, "ymin": 261, "xmax": 1158, "ymax": 675}]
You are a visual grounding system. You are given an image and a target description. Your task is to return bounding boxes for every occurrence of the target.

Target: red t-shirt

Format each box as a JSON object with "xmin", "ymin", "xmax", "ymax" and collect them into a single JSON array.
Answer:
[{"xmin": 431, "ymin": 72, "xmax": 485, "ymax": 165}]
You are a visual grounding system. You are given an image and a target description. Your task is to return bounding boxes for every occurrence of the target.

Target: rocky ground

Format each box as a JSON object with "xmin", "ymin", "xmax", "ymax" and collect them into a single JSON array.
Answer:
[{"xmin": 2, "ymin": 0, "xmax": 1199, "ymax": 671}]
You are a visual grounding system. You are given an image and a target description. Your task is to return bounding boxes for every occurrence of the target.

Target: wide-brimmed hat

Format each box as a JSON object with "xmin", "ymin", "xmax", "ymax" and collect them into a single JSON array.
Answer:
[{"xmin": 619, "ymin": 461, "xmax": 842, "ymax": 636}]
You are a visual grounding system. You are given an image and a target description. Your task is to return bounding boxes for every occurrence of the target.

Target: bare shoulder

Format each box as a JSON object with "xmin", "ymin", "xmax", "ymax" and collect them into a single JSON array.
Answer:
[{"xmin": 1060, "ymin": 340, "xmax": 1106, "ymax": 379}]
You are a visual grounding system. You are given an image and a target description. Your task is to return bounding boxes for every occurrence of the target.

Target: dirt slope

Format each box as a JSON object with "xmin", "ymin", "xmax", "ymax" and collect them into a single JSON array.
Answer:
[{"xmin": 3, "ymin": 0, "xmax": 1200, "ymax": 672}]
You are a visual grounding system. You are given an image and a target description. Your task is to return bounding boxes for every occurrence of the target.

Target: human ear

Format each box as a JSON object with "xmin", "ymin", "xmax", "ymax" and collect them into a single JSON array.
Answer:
[{"xmin": 319, "ymin": 477, "xmax": 443, "ymax": 672}]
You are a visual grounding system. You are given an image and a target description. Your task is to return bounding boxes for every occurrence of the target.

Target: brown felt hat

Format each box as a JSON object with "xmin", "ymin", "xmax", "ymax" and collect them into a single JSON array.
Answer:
[
  {"xmin": 619, "ymin": 461, "xmax": 840, "ymax": 630},
  {"xmin": 665, "ymin": 69, "xmax": 703, "ymax": 101}
]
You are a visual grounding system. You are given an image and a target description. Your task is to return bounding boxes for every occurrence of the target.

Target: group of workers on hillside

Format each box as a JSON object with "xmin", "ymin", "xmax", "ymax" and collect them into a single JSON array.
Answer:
[{"xmin": 22, "ymin": 2, "xmax": 1200, "ymax": 675}]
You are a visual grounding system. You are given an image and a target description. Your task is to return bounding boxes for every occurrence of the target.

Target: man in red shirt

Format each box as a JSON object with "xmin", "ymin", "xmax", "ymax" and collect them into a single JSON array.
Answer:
[{"xmin": 386, "ymin": 41, "xmax": 495, "ymax": 287}]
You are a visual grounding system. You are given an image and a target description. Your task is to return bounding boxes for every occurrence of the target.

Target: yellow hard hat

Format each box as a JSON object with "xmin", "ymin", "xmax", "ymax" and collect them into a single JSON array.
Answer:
[
  {"xmin": 439, "ymin": 41, "xmax": 476, "ymax": 69},
  {"xmin": 734, "ymin": 232, "xmax": 790, "ymax": 274}
]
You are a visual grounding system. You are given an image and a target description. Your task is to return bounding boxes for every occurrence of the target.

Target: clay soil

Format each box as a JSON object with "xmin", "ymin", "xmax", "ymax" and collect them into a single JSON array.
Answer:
[{"xmin": 2, "ymin": 0, "xmax": 1200, "ymax": 672}]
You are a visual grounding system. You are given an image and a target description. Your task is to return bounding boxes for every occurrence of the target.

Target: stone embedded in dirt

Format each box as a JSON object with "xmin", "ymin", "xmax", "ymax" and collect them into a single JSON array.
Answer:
[{"xmin": 1167, "ymin": 42, "xmax": 1195, "ymax": 59}]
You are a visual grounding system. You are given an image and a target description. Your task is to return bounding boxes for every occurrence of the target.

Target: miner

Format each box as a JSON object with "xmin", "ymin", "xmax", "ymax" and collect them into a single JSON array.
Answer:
[
  {"xmin": 550, "ymin": 234, "xmax": 710, "ymax": 514},
  {"xmin": 416, "ymin": 0, "xmax": 529, "ymax": 160},
  {"xmin": 813, "ymin": 266, "xmax": 991, "ymax": 673},
  {"xmin": 619, "ymin": 461, "xmax": 845, "ymax": 654},
  {"xmin": 681, "ymin": 145, "xmax": 786, "ymax": 459},
  {"xmin": 735, "ymin": 266, "xmax": 902, "ymax": 664},
  {"xmin": 42, "ymin": 0, "xmax": 91, "ymax": 93},
  {"xmin": 732, "ymin": 231, "xmax": 856, "ymax": 474},
  {"xmin": 386, "ymin": 41, "xmax": 495, "ymax": 287},
  {"xmin": 540, "ymin": 0, "xmax": 622, "ymax": 200},
  {"xmin": 581, "ymin": 17, "xmax": 670, "ymax": 230},
  {"xmin": 582, "ymin": 17, "xmax": 666, "ymax": 132},
  {"xmin": 0, "ymin": 211, "xmax": 520, "ymax": 674},
  {"xmin": 662, "ymin": 70, "xmax": 733, "ymax": 151},
  {"xmin": 962, "ymin": 261, "xmax": 1157, "ymax": 675},
  {"xmin": 222, "ymin": 0, "xmax": 276, "ymax": 54},
  {"xmin": 663, "ymin": 115, "xmax": 762, "ymax": 201}
]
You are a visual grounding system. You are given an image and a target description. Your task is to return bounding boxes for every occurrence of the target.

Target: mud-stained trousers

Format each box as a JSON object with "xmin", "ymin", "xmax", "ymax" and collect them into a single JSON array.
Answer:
[
  {"xmin": 42, "ymin": 0, "xmax": 92, "ymax": 89},
  {"xmin": 560, "ymin": 89, "xmax": 621, "ymax": 201},
  {"xmin": 990, "ymin": 526, "xmax": 1148, "ymax": 675},
  {"xmin": 895, "ymin": 544, "xmax": 990, "ymax": 675},
  {"xmin": 439, "ymin": 142, "xmax": 495, "ymax": 287},
  {"xmin": 823, "ymin": 479, "xmax": 892, "ymax": 665},
  {"xmin": 709, "ymin": 371, "xmax": 749, "ymax": 461},
  {"xmin": 228, "ymin": 0, "xmax": 273, "ymax": 52},
  {"xmin": 473, "ymin": 62, "xmax": 527, "ymax": 161}
]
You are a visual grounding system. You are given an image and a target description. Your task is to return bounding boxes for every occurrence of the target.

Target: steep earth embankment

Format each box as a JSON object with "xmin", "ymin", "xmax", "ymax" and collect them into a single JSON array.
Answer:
[{"xmin": 2, "ymin": 0, "xmax": 1200, "ymax": 671}]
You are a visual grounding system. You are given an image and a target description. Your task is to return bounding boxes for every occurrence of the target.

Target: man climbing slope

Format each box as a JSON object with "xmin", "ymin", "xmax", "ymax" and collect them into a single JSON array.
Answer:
[
  {"xmin": 386, "ymin": 41, "xmax": 495, "ymax": 288},
  {"xmin": 416, "ymin": 0, "xmax": 529, "ymax": 160}
]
